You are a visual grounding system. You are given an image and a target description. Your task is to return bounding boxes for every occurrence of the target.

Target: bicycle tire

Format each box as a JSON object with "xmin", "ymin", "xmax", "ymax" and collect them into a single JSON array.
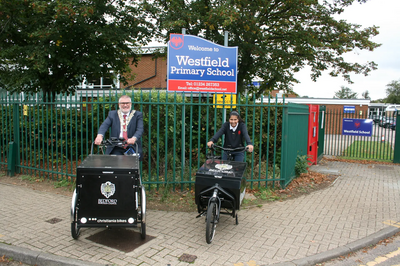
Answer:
[
  {"xmin": 138, "ymin": 186, "xmax": 146, "ymax": 240},
  {"xmin": 71, "ymin": 222, "xmax": 80, "ymax": 239},
  {"xmin": 206, "ymin": 201, "xmax": 218, "ymax": 244},
  {"xmin": 70, "ymin": 189, "xmax": 80, "ymax": 239}
]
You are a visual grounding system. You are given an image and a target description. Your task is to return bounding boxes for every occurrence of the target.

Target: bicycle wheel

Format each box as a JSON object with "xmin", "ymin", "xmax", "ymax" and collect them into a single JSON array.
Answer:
[
  {"xmin": 206, "ymin": 201, "xmax": 218, "ymax": 244},
  {"xmin": 138, "ymin": 186, "xmax": 146, "ymax": 240},
  {"xmin": 71, "ymin": 222, "xmax": 80, "ymax": 239},
  {"xmin": 70, "ymin": 189, "xmax": 80, "ymax": 239}
]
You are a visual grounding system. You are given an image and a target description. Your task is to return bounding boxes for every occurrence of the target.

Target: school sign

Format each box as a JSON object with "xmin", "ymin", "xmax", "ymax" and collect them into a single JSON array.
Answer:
[
  {"xmin": 342, "ymin": 118, "xmax": 373, "ymax": 137},
  {"xmin": 167, "ymin": 34, "xmax": 238, "ymax": 93}
]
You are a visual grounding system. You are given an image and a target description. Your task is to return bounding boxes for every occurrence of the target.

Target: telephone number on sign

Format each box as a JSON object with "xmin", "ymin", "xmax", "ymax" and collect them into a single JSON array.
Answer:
[{"xmin": 206, "ymin": 82, "xmax": 219, "ymax": 86}]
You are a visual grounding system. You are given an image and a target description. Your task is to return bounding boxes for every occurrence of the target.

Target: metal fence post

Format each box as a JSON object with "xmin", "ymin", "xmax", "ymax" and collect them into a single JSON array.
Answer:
[
  {"xmin": 393, "ymin": 111, "xmax": 400, "ymax": 163},
  {"xmin": 7, "ymin": 142, "xmax": 17, "ymax": 176},
  {"xmin": 317, "ymin": 106, "xmax": 326, "ymax": 162},
  {"xmin": 7, "ymin": 103, "xmax": 21, "ymax": 176}
]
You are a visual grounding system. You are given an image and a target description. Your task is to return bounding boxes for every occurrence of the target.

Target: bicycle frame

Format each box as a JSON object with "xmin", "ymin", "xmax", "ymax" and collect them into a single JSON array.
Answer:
[{"xmin": 197, "ymin": 183, "xmax": 237, "ymax": 216}]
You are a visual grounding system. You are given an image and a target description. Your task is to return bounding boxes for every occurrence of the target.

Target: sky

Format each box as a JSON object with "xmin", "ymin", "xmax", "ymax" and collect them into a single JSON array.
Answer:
[{"xmin": 292, "ymin": 0, "xmax": 400, "ymax": 101}]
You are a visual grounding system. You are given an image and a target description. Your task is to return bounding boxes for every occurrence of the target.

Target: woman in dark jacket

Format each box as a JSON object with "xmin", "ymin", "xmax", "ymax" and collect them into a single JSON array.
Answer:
[{"xmin": 207, "ymin": 111, "xmax": 254, "ymax": 162}]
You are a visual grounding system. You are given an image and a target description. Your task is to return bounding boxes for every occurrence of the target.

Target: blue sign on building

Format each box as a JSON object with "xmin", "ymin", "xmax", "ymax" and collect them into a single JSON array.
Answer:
[
  {"xmin": 344, "ymin": 106, "xmax": 355, "ymax": 113},
  {"xmin": 342, "ymin": 119, "xmax": 373, "ymax": 136},
  {"xmin": 167, "ymin": 34, "xmax": 238, "ymax": 93}
]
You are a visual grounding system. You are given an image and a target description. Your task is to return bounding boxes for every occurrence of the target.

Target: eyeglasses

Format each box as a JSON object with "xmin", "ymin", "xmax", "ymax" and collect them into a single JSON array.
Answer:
[{"xmin": 119, "ymin": 102, "xmax": 132, "ymax": 105}]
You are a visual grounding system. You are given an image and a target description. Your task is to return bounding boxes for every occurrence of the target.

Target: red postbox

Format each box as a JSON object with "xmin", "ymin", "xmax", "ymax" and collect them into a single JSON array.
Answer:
[{"xmin": 307, "ymin": 104, "xmax": 319, "ymax": 165}]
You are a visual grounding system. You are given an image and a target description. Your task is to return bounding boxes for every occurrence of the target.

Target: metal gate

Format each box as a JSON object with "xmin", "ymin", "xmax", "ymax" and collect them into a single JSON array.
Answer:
[{"xmin": 323, "ymin": 109, "xmax": 398, "ymax": 161}]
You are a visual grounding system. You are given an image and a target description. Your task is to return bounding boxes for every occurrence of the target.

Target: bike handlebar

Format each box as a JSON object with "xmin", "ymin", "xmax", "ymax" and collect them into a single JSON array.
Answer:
[
  {"xmin": 210, "ymin": 144, "xmax": 249, "ymax": 153},
  {"xmin": 102, "ymin": 137, "xmax": 126, "ymax": 146},
  {"xmin": 91, "ymin": 137, "xmax": 138, "ymax": 155}
]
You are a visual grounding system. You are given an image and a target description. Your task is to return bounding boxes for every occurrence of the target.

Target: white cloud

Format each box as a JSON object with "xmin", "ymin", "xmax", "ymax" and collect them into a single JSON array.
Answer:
[{"xmin": 293, "ymin": 0, "xmax": 400, "ymax": 101}]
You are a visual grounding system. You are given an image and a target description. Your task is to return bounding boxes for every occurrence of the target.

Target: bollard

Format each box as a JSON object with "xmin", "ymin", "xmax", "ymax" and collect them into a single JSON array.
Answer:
[{"xmin": 7, "ymin": 142, "xmax": 17, "ymax": 176}]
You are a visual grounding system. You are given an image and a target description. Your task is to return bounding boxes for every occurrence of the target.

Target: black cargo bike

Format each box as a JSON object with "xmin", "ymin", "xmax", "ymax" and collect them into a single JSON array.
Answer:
[
  {"xmin": 70, "ymin": 138, "xmax": 146, "ymax": 240},
  {"xmin": 195, "ymin": 144, "xmax": 248, "ymax": 244}
]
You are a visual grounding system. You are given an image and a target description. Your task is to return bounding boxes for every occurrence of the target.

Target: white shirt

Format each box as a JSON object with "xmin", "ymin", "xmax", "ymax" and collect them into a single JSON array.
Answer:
[
  {"xmin": 230, "ymin": 124, "xmax": 238, "ymax": 132},
  {"xmin": 120, "ymin": 111, "xmax": 130, "ymax": 139}
]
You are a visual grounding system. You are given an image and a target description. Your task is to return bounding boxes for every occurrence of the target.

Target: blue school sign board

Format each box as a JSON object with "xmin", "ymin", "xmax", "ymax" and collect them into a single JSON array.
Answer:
[
  {"xmin": 167, "ymin": 34, "xmax": 238, "ymax": 93},
  {"xmin": 344, "ymin": 106, "xmax": 355, "ymax": 113},
  {"xmin": 342, "ymin": 118, "xmax": 373, "ymax": 136}
]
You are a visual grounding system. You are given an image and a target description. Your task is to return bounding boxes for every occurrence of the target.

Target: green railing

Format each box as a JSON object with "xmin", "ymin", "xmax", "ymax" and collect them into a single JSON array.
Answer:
[{"xmin": 1, "ymin": 90, "xmax": 308, "ymax": 189}]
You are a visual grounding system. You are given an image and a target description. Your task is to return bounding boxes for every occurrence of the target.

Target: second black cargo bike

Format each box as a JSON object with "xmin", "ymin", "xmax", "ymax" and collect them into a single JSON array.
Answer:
[{"xmin": 195, "ymin": 144, "xmax": 249, "ymax": 244}]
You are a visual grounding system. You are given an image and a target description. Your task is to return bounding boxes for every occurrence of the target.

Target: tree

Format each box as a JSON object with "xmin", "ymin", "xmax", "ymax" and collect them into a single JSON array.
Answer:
[
  {"xmin": 0, "ymin": 0, "xmax": 153, "ymax": 98},
  {"xmin": 385, "ymin": 79, "xmax": 400, "ymax": 103},
  {"xmin": 362, "ymin": 90, "xmax": 371, "ymax": 100},
  {"xmin": 334, "ymin": 86, "xmax": 358, "ymax": 99},
  {"xmin": 143, "ymin": 0, "xmax": 380, "ymax": 96}
]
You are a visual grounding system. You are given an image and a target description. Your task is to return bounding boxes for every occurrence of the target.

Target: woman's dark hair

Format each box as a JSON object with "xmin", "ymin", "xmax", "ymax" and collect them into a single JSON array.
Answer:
[{"xmin": 229, "ymin": 110, "xmax": 244, "ymax": 123}]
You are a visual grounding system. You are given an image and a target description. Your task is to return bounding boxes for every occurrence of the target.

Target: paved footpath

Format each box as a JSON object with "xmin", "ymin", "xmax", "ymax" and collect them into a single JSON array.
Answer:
[{"xmin": 1, "ymin": 160, "xmax": 400, "ymax": 266}]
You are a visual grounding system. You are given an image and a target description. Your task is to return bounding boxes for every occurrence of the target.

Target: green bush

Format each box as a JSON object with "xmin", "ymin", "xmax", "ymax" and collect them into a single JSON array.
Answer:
[{"xmin": 295, "ymin": 154, "xmax": 309, "ymax": 177}]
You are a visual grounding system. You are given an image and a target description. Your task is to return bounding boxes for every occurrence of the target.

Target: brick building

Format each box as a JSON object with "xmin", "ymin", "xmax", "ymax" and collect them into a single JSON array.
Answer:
[{"xmin": 124, "ymin": 49, "xmax": 168, "ymax": 90}]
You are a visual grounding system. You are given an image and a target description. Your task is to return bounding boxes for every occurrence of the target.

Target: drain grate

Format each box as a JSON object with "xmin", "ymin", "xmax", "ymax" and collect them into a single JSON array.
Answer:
[
  {"xmin": 46, "ymin": 218, "xmax": 63, "ymax": 224},
  {"xmin": 179, "ymin": 253, "xmax": 197, "ymax": 263}
]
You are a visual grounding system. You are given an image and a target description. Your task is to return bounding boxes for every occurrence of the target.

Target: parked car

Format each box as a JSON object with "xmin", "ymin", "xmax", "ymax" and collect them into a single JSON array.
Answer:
[
  {"xmin": 378, "ymin": 117, "xmax": 388, "ymax": 127},
  {"xmin": 389, "ymin": 120, "xmax": 396, "ymax": 130},
  {"xmin": 370, "ymin": 115, "xmax": 382, "ymax": 124},
  {"xmin": 379, "ymin": 117, "xmax": 395, "ymax": 128},
  {"xmin": 388, "ymin": 119, "xmax": 396, "ymax": 130}
]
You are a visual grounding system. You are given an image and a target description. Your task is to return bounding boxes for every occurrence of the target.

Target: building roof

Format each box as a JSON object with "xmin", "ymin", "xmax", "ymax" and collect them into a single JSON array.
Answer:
[{"xmin": 261, "ymin": 97, "xmax": 371, "ymax": 106}]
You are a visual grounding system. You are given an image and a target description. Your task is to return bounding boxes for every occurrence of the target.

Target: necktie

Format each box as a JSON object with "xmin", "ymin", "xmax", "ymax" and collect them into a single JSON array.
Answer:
[{"xmin": 123, "ymin": 115, "xmax": 128, "ymax": 141}]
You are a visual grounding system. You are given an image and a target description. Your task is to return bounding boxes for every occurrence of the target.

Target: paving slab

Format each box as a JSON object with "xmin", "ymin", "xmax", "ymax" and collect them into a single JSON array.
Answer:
[{"xmin": 1, "ymin": 160, "xmax": 400, "ymax": 266}]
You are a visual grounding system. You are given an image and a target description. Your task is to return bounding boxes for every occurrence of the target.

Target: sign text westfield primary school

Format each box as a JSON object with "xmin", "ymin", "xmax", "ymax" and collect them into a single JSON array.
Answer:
[{"xmin": 167, "ymin": 34, "xmax": 238, "ymax": 93}]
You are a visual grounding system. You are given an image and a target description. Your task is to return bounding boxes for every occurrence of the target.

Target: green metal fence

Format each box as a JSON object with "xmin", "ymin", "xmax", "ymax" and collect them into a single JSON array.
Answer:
[
  {"xmin": 323, "ymin": 108, "xmax": 399, "ymax": 161},
  {"xmin": 1, "ymin": 90, "xmax": 309, "ymax": 189}
]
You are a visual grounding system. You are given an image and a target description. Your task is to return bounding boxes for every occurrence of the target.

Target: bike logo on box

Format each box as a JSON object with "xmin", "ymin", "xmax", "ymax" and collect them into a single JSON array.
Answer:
[
  {"xmin": 209, "ymin": 163, "xmax": 234, "ymax": 175},
  {"xmin": 100, "ymin": 181, "xmax": 116, "ymax": 199},
  {"xmin": 215, "ymin": 164, "xmax": 232, "ymax": 170}
]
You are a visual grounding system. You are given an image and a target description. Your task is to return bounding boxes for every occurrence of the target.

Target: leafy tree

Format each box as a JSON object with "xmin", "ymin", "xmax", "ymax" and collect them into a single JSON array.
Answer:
[
  {"xmin": 370, "ymin": 99, "xmax": 384, "ymax": 103},
  {"xmin": 334, "ymin": 86, "xmax": 358, "ymax": 99},
  {"xmin": 0, "ymin": 0, "xmax": 152, "ymax": 99},
  {"xmin": 362, "ymin": 90, "xmax": 371, "ymax": 100},
  {"xmin": 143, "ymin": 0, "xmax": 380, "ymax": 96},
  {"xmin": 385, "ymin": 79, "xmax": 400, "ymax": 104}
]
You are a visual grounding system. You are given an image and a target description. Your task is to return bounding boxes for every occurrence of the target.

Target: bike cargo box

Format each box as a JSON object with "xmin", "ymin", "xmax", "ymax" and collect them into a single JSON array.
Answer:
[
  {"xmin": 76, "ymin": 154, "xmax": 140, "ymax": 226},
  {"xmin": 195, "ymin": 159, "xmax": 247, "ymax": 210}
]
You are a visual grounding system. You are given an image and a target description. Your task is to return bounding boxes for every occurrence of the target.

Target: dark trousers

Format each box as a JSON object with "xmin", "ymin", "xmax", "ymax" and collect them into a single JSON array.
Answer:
[
  {"xmin": 110, "ymin": 146, "xmax": 142, "ymax": 160},
  {"xmin": 222, "ymin": 151, "xmax": 245, "ymax": 162},
  {"xmin": 110, "ymin": 146, "xmax": 127, "ymax": 155}
]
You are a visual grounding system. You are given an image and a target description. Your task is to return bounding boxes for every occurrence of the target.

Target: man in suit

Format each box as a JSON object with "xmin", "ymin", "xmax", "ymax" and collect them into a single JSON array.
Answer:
[{"xmin": 94, "ymin": 95, "xmax": 144, "ymax": 158}]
